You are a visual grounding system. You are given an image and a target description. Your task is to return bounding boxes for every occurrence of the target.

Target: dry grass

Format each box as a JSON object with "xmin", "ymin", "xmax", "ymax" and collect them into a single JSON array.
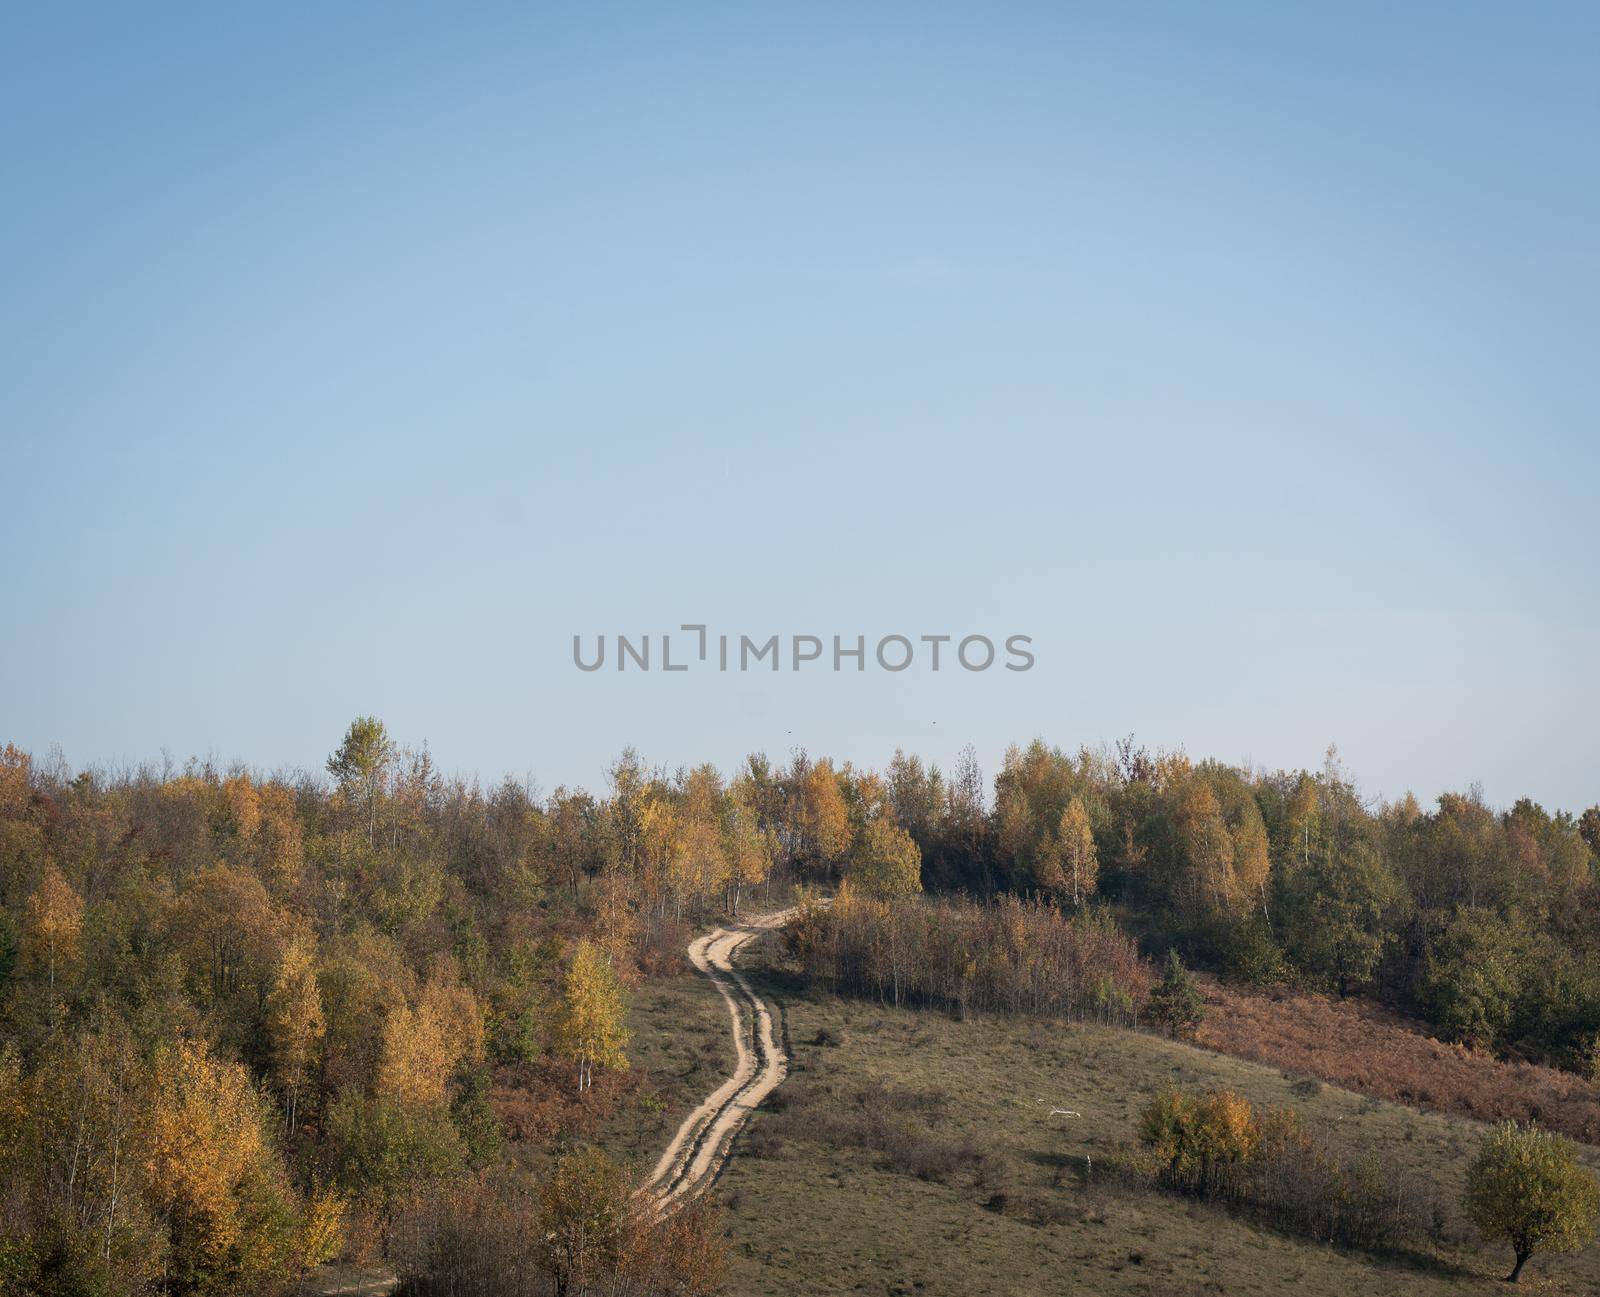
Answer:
[
  {"xmin": 706, "ymin": 963, "xmax": 1600, "ymax": 1296},
  {"xmin": 1196, "ymin": 977, "xmax": 1600, "ymax": 1143}
]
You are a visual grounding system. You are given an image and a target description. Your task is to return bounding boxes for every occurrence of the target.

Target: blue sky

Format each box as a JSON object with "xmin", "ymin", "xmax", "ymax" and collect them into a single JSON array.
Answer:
[{"xmin": 2, "ymin": 2, "xmax": 1596, "ymax": 810}]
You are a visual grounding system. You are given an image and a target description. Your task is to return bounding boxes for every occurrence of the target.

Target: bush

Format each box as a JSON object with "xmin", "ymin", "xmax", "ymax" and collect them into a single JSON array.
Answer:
[
  {"xmin": 1135, "ymin": 1087, "xmax": 1441, "ymax": 1253},
  {"xmin": 1139, "ymin": 1088, "xmax": 1258, "ymax": 1194},
  {"xmin": 391, "ymin": 1152, "xmax": 726, "ymax": 1297}
]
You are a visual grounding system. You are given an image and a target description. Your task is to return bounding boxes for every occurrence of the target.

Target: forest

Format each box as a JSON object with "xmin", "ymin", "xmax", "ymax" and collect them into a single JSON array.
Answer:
[{"xmin": 1, "ymin": 722, "xmax": 1597, "ymax": 1295}]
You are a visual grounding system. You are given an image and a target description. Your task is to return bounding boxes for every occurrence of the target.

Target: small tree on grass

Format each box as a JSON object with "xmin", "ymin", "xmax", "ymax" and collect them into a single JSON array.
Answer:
[
  {"xmin": 1148, "ymin": 950, "xmax": 1205, "ymax": 1040},
  {"xmin": 1138, "ymin": 1087, "xmax": 1260, "ymax": 1196},
  {"xmin": 1465, "ymin": 1121, "xmax": 1600, "ymax": 1283}
]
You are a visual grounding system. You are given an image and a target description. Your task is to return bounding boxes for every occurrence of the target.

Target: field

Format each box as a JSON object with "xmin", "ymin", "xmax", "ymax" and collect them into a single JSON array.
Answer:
[{"xmin": 701, "ymin": 949, "xmax": 1600, "ymax": 1297}]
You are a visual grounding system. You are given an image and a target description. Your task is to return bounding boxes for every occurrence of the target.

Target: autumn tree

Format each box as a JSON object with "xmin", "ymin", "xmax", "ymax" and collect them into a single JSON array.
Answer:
[
  {"xmin": 535, "ymin": 1147, "xmax": 638, "ymax": 1296},
  {"xmin": 1057, "ymin": 798, "xmax": 1098, "ymax": 908},
  {"xmin": 848, "ymin": 818, "xmax": 922, "ymax": 898},
  {"xmin": 795, "ymin": 759, "xmax": 851, "ymax": 878},
  {"xmin": 1465, "ymin": 1121, "xmax": 1600, "ymax": 1282},
  {"xmin": 22, "ymin": 860, "xmax": 82, "ymax": 997},
  {"xmin": 144, "ymin": 1040, "xmax": 301, "ymax": 1292},
  {"xmin": 722, "ymin": 794, "xmax": 773, "ymax": 915},
  {"xmin": 264, "ymin": 933, "xmax": 325, "ymax": 1134},
  {"xmin": 375, "ymin": 975, "xmax": 484, "ymax": 1109},
  {"xmin": 555, "ymin": 939, "xmax": 629, "ymax": 1094}
]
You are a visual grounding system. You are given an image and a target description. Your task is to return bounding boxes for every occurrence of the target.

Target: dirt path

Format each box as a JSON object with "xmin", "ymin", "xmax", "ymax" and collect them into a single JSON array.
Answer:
[{"xmin": 646, "ymin": 906, "xmax": 798, "ymax": 1211}]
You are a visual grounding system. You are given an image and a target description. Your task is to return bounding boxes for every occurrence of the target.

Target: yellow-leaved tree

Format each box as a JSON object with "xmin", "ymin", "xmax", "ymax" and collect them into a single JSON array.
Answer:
[
  {"xmin": 1057, "ymin": 798, "xmax": 1098, "ymax": 908},
  {"xmin": 374, "ymin": 974, "xmax": 482, "ymax": 1110},
  {"xmin": 264, "ymin": 932, "xmax": 325, "ymax": 1135},
  {"xmin": 848, "ymin": 819, "xmax": 922, "ymax": 899},
  {"xmin": 23, "ymin": 860, "xmax": 83, "ymax": 996},
  {"xmin": 144, "ymin": 1041, "xmax": 299, "ymax": 1292},
  {"xmin": 556, "ymin": 939, "xmax": 629, "ymax": 1094}
]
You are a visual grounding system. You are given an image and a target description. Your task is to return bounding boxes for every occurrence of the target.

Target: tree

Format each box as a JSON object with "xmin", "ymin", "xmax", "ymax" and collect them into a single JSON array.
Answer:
[
  {"xmin": 1148, "ymin": 950, "xmax": 1205, "ymax": 1039},
  {"xmin": 21, "ymin": 860, "xmax": 82, "ymax": 997},
  {"xmin": 264, "ymin": 933, "xmax": 325, "ymax": 1135},
  {"xmin": 555, "ymin": 939, "xmax": 629, "ymax": 1093},
  {"xmin": 796, "ymin": 760, "xmax": 851, "ymax": 877},
  {"xmin": 1465, "ymin": 1121, "xmax": 1600, "ymax": 1282},
  {"xmin": 1422, "ymin": 908, "xmax": 1524, "ymax": 1049},
  {"xmin": 327, "ymin": 716, "xmax": 394, "ymax": 845},
  {"xmin": 1278, "ymin": 839, "xmax": 1395, "ymax": 996},
  {"xmin": 1057, "ymin": 798, "xmax": 1098, "ymax": 908},
  {"xmin": 723, "ymin": 798, "xmax": 772, "ymax": 915},
  {"xmin": 1579, "ymin": 806, "xmax": 1600, "ymax": 861},
  {"xmin": 849, "ymin": 818, "xmax": 922, "ymax": 898},
  {"xmin": 144, "ymin": 1041, "xmax": 301, "ymax": 1292},
  {"xmin": 374, "ymin": 978, "xmax": 481, "ymax": 1110},
  {"xmin": 535, "ymin": 1147, "xmax": 638, "ymax": 1297}
]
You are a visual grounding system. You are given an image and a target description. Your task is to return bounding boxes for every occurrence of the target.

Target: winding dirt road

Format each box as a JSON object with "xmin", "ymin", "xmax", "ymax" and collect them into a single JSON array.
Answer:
[{"xmin": 645, "ymin": 907, "xmax": 799, "ymax": 1211}]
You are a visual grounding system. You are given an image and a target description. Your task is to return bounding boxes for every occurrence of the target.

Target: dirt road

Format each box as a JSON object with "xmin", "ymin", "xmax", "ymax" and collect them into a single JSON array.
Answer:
[{"xmin": 646, "ymin": 907, "xmax": 799, "ymax": 1211}]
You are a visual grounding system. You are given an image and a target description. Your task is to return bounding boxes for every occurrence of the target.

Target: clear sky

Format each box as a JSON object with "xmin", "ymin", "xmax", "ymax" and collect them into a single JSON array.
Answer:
[{"xmin": 3, "ymin": 2, "xmax": 1596, "ymax": 811}]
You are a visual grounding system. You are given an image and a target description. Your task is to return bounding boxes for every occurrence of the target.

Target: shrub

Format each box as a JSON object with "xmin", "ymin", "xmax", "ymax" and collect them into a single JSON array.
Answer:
[
  {"xmin": 1135, "ymin": 1087, "xmax": 1440, "ymax": 1253},
  {"xmin": 1138, "ymin": 1088, "xmax": 1258, "ymax": 1194},
  {"xmin": 1465, "ymin": 1121, "xmax": 1600, "ymax": 1283},
  {"xmin": 1148, "ymin": 951, "xmax": 1205, "ymax": 1040},
  {"xmin": 392, "ymin": 1154, "xmax": 726, "ymax": 1297}
]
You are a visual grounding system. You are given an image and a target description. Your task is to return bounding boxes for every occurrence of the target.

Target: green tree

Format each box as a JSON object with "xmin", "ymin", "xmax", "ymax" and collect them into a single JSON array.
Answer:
[
  {"xmin": 1278, "ymin": 840, "xmax": 1395, "ymax": 996},
  {"xmin": 1465, "ymin": 1121, "xmax": 1600, "ymax": 1282},
  {"xmin": 1148, "ymin": 950, "xmax": 1206, "ymax": 1039},
  {"xmin": 1422, "ymin": 908, "xmax": 1524, "ymax": 1049},
  {"xmin": 326, "ymin": 716, "xmax": 394, "ymax": 845}
]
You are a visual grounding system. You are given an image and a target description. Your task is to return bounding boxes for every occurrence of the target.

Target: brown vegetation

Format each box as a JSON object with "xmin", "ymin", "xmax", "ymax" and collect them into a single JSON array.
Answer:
[
  {"xmin": 783, "ymin": 890, "xmax": 1149, "ymax": 1022},
  {"xmin": 1196, "ymin": 977, "xmax": 1600, "ymax": 1143},
  {"xmin": 389, "ymin": 1151, "xmax": 726, "ymax": 1297}
]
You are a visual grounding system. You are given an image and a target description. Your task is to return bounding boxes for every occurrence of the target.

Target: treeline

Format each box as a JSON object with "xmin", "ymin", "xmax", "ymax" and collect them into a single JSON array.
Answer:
[
  {"xmin": 3, "ymin": 722, "xmax": 1597, "ymax": 1289},
  {"xmin": 883, "ymin": 740, "xmax": 1600, "ymax": 1074},
  {"xmin": 0, "ymin": 726, "xmax": 766, "ymax": 1296},
  {"xmin": 783, "ymin": 891, "xmax": 1149, "ymax": 1024}
]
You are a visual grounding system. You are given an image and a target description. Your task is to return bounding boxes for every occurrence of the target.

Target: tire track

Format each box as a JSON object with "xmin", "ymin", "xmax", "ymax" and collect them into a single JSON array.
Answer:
[{"xmin": 646, "ymin": 907, "xmax": 798, "ymax": 1211}]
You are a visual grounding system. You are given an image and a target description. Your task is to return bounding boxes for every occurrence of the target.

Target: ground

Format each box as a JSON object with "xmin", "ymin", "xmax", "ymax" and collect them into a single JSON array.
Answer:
[
  {"xmin": 702, "ymin": 954, "xmax": 1600, "ymax": 1297},
  {"xmin": 594, "ymin": 968, "xmax": 738, "ymax": 1174}
]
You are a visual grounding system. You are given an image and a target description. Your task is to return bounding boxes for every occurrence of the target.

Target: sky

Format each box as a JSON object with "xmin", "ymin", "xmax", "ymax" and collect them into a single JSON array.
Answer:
[{"xmin": 2, "ymin": 2, "xmax": 1596, "ymax": 812}]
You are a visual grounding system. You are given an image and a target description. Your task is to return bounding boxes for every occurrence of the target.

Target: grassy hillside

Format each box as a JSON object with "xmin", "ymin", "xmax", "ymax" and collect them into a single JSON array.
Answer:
[{"xmin": 711, "ymin": 953, "xmax": 1600, "ymax": 1296}]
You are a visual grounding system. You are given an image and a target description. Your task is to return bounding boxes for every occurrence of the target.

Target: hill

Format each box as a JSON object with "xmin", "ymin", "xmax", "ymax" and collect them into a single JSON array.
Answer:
[{"xmin": 700, "ymin": 947, "xmax": 1600, "ymax": 1296}]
